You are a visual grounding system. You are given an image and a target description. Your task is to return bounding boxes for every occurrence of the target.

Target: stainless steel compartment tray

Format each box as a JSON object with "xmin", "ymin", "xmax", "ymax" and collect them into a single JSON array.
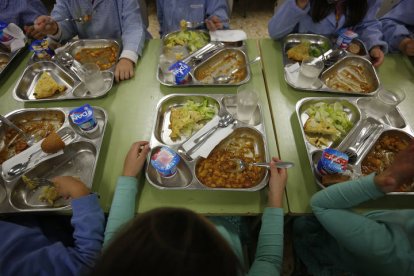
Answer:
[
  {"xmin": 0, "ymin": 47, "xmax": 23, "ymax": 77},
  {"xmin": 146, "ymin": 94, "xmax": 270, "ymax": 191},
  {"xmin": 0, "ymin": 107, "xmax": 108, "ymax": 212},
  {"xmin": 157, "ymin": 39, "xmax": 250, "ymax": 86},
  {"xmin": 296, "ymin": 96, "xmax": 414, "ymax": 194},
  {"xmin": 283, "ymin": 34, "xmax": 379, "ymax": 95}
]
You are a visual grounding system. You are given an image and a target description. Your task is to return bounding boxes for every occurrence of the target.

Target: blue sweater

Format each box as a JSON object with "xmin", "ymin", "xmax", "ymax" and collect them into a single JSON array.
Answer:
[{"xmin": 0, "ymin": 194, "xmax": 105, "ymax": 276}]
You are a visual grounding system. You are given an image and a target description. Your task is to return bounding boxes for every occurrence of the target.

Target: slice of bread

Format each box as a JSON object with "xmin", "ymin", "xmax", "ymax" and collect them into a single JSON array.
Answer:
[{"xmin": 304, "ymin": 118, "xmax": 339, "ymax": 136}]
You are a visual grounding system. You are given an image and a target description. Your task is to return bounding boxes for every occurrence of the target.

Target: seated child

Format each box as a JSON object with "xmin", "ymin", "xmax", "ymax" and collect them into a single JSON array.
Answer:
[
  {"xmin": 268, "ymin": 0, "xmax": 387, "ymax": 67},
  {"xmin": 34, "ymin": 0, "xmax": 146, "ymax": 82},
  {"xmin": 381, "ymin": 0, "xmax": 414, "ymax": 56},
  {"xmin": 157, "ymin": 0, "xmax": 230, "ymax": 36},
  {"xmin": 0, "ymin": 176, "xmax": 105, "ymax": 275}
]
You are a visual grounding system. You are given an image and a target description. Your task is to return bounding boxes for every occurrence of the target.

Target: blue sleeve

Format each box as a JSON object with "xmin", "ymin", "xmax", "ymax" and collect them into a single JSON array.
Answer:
[
  {"xmin": 51, "ymin": 0, "xmax": 78, "ymax": 42},
  {"xmin": 1, "ymin": 194, "xmax": 105, "ymax": 276},
  {"xmin": 380, "ymin": 0, "xmax": 414, "ymax": 52},
  {"xmin": 119, "ymin": 0, "xmax": 146, "ymax": 56},
  {"xmin": 156, "ymin": 0, "xmax": 165, "ymax": 36},
  {"xmin": 20, "ymin": 0, "xmax": 48, "ymax": 26},
  {"xmin": 248, "ymin": 208, "xmax": 283, "ymax": 276},
  {"xmin": 103, "ymin": 176, "xmax": 138, "ymax": 247},
  {"xmin": 206, "ymin": 0, "xmax": 230, "ymax": 28},
  {"xmin": 268, "ymin": 0, "xmax": 309, "ymax": 40},
  {"xmin": 354, "ymin": 0, "xmax": 388, "ymax": 52},
  {"xmin": 310, "ymin": 174, "xmax": 404, "ymax": 266}
]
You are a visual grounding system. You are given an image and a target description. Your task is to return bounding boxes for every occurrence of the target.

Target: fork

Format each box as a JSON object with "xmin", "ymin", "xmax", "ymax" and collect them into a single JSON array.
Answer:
[
  {"xmin": 56, "ymin": 15, "xmax": 92, "ymax": 24},
  {"xmin": 344, "ymin": 123, "xmax": 378, "ymax": 163}
]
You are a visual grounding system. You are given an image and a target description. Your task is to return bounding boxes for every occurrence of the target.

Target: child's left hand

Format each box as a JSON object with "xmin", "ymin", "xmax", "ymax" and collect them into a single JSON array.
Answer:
[
  {"xmin": 205, "ymin": 16, "xmax": 224, "ymax": 31},
  {"xmin": 369, "ymin": 46, "xmax": 384, "ymax": 67},
  {"xmin": 52, "ymin": 176, "xmax": 90, "ymax": 199},
  {"xmin": 115, "ymin": 58, "xmax": 134, "ymax": 82}
]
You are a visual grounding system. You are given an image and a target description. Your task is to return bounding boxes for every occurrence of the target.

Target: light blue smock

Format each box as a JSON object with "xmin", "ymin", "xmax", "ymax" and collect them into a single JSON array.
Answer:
[
  {"xmin": 268, "ymin": 0, "xmax": 388, "ymax": 52},
  {"xmin": 51, "ymin": 0, "xmax": 146, "ymax": 62},
  {"xmin": 380, "ymin": 0, "xmax": 414, "ymax": 52},
  {"xmin": 156, "ymin": 0, "xmax": 229, "ymax": 36},
  {"xmin": 0, "ymin": 0, "xmax": 48, "ymax": 28}
]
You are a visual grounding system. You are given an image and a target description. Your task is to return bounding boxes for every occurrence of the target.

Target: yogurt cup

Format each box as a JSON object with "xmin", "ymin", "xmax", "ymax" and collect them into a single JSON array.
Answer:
[
  {"xmin": 151, "ymin": 147, "xmax": 181, "ymax": 177},
  {"xmin": 317, "ymin": 148, "xmax": 349, "ymax": 175},
  {"xmin": 69, "ymin": 104, "xmax": 98, "ymax": 133}
]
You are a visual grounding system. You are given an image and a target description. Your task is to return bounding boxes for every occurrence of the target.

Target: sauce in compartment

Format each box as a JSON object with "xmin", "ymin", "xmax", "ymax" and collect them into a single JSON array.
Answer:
[
  {"xmin": 361, "ymin": 132, "xmax": 413, "ymax": 191},
  {"xmin": 325, "ymin": 63, "xmax": 374, "ymax": 93},
  {"xmin": 74, "ymin": 46, "xmax": 118, "ymax": 70},
  {"xmin": 196, "ymin": 133, "xmax": 265, "ymax": 188}
]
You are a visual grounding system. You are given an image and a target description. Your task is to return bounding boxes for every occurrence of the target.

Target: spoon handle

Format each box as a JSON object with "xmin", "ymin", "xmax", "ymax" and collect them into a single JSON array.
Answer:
[{"xmin": 251, "ymin": 161, "xmax": 295, "ymax": 169}]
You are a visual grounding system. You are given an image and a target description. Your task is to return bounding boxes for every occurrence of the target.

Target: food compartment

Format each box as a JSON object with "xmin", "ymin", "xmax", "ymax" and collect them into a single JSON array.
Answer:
[
  {"xmin": 163, "ymin": 30, "xmax": 210, "ymax": 56},
  {"xmin": 67, "ymin": 39, "xmax": 120, "ymax": 71},
  {"xmin": 0, "ymin": 179, "xmax": 6, "ymax": 204},
  {"xmin": 193, "ymin": 48, "xmax": 249, "ymax": 85},
  {"xmin": 283, "ymin": 34, "xmax": 331, "ymax": 63},
  {"xmin": 195, "ymin": 127, "xmax": 268, "ymax": 190},
  {"xmin": 14, "ymin": 61, "xmax": 76, "ymax": 101},
  {"xmin": 0, "ymin": 53, "xmax": 10, "ymax": 73},
  {"xmin": 222, "ymin": 95, "xmax": 261, "ymax": 126},
  {"xmin": 297, "ymin": 98, "xmax": 360, "ymax": 150},
  {"xmin": 346, "ymin": 39, "xmax": 368, "ymax": 56},
  {"xmin": 321, "ymin": 56, "xmax": 379, "ymax": 94},
  {"xmin": 146, "ymin": 146, "xmax": 193, "ymax": 189},
  {"xmin": 356, "ymin": 98, "xmax": 407, "ymax": 128},
  {"xmin": 153, "ymin": 95, "xmax": 220, "ymax": 145},
  {"xmin": 71, "ymin": 71, "xmax": 114, "ymax": 98},
  {"xmin": 9, "ymin": 141, "xmax": 97, "ymax": 211},
  {"xmin": 0, "ymin": 109, "xmax": 65, "ymax": 165}
]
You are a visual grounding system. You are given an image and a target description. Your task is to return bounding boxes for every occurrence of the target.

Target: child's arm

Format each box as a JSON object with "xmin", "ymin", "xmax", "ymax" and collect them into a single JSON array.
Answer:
[{"xmin": 103, "ymin": 141, "xmax": 150, "ymax": 247}]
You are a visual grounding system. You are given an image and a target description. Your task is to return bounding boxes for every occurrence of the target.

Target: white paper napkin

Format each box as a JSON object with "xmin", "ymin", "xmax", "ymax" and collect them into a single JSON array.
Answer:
[
  {"xmin": 209, "ymin": 30, "xmax": 247, "ymax": 42},
  {"xmin": 182, "ymin": 116, "xmax": 234, "ymax": 159},
  {"xmin": 284, "ymin": 63, "xmax": 324, "ymax": 89},
  {"xmin": 2, "ymin": 23, "xmax": 26, "ymax": 52},
  {"xmin": 2, "ymin": 140, "xmax": 64, "ymax": 180}
]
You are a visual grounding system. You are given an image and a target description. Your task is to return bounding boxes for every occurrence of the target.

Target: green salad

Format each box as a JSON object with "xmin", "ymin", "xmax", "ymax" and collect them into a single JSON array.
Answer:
[
  {"xmin": 164, "ymin": 30, "xmax": 209, "ymax": 54},
  {"xmin": 169, "ymin": 99, "xmax": 217, "ymax": 140}
]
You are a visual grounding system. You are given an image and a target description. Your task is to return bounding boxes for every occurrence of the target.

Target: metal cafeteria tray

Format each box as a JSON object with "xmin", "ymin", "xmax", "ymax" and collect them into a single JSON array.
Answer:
[
  {"xmin": 146, "ymin": 94, "xmax": 270, "ymax": 191},
  {"xmin": 296, "ymin": 97, "xmax": 414, "ymax": 194},
  {"xmin": 283, "ymin": 34, "xmax": 379, "ymax": 95},
  {"xmin": 0, "ymin": 107, "xmax": 108, "ymax": 212},
  {"xmin": 0, "ymin": 47, "xmax": 24, "ymax": 77}
]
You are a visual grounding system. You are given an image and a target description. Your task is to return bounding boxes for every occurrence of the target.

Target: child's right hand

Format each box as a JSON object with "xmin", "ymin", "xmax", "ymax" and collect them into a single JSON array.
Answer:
[
  {"xmin": 34, "ymin": 15, "xmax": 59, "ymax": 36},
  {"xmin": 400, "ymin": 37, "xmax": 414, "ymax": 56},
  {"xmin": 52, "ymin": 176, "xmax": 90, "ymax": 199},
  {"xmin": 122, "ymin": 141, "xmax": 150, "ymax": 177},
  {"xmin": 268, "ymin": 157, "xmax": 288, "ymax": 208}
]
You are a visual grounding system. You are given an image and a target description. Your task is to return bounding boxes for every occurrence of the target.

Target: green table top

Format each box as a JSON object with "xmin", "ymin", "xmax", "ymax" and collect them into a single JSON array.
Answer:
[
  {"xmin": 259, "ymin": 38, "xmax": 414, "ymax": 214},
  {"xmin": 0, "ymin": 39, "xmax": 287, "ymax": 215}
]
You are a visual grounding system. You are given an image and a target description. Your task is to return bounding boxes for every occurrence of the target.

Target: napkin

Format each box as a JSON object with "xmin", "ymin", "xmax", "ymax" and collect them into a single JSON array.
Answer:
[
  {"xmin": 2, "ymin": 140, "xmax": 64, "ymax": 180},
  {"xmin": 2, "ymin": 23, "xmax": 26, "ymax": 52},
  {"xmin": 182, "ymin": 116, "xmax": 234, "ymax": 159},
  {"xmin": 209, "ymin": 30, "xmax": 247, "ymax": 42},
  {"xmin": 284, "ymin": 63, "xmax": 324, "ymax": 89}
]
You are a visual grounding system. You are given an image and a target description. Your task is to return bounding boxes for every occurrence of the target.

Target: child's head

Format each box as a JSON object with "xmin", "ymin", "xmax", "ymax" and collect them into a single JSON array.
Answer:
[{"xmin": 92, "ymin": 207, "xmax": 241, "ymax": 276}]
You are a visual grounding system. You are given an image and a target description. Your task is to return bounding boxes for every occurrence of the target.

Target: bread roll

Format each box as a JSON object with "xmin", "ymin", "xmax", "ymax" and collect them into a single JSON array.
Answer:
[{"xmin": 41, "ymin": 131, "xmax": 65, "ymax": 153}]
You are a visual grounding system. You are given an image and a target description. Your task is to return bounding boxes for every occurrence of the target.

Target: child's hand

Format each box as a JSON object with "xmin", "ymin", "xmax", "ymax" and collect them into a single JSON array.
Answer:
[
  {"xmin": 296, "ymin": 0, "xmax": 309, "ymax": 9},
  {"xmin": 205, "ymin": 16, "xmax": 223, "ymax": 31},
  {"xmin": 115, "ymin": 58, "xmax": 134, "ymax": 82},
  {"xmin": 34, "ymin": 15, "xmax": 59, "ymax": 35},
  {"xmin": 369, "ymin": 46, "xmax": 384, "ymax": 67},
  {"xmin": 122, "ymin": 141, "xmax": 150, "ymax": 177},
  {"xmin": 399, "ymin": 37, "xmax": 414, "ymax": 56},
  {"xmin": 23, "ymin": 25, "xmax": 45, "ymax": 40},
  {"xmin": 268, "ymin": 157, "xmax": 288, "ymax": 208},
  {"xmin": 52, "ymin": 176, "xmax": 90, "ymax": 199}
]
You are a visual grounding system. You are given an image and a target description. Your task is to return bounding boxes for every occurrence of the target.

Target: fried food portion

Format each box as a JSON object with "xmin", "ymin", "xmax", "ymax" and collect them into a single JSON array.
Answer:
[
  {"xmin": 287, "ymin": 42, "xmax": 310, "ymax": 62},
  {"xmin": 41, "ymin": 131, "xmax": 65, "ymax": 154},
  {"xmin": 22, "ymin": 175, "xmax": 38, "ymax": 190},
  {"xmin": 34, "ymin": 72, "xmax": 66, "ymax": 99}
]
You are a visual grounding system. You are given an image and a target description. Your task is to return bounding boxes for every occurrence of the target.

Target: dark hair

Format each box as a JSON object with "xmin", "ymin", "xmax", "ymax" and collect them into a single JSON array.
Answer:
[
  {"xmin": 91, "ymin": 208, "xmax": 241, "ymax": 276},
  {"xmin": 311, "ymin": 0, "xmax": 368, "ymax": 27}
]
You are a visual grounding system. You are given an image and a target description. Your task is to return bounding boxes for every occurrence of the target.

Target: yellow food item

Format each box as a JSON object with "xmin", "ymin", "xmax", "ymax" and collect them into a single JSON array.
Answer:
[
  {"xmin": 41, "ymin": 131, "xmax": 65, "ymax": 154},
  {"xmin": 22, "ymin": 175, "xmax": 38, "ymax": 190},
  {"xmin": 39, "ymin": 186, "xmax": 60, "ymax": 205},
  {"xmin": 34, "ymin": 72, "xmax": 66, "ymax": 99},
  {"xmin": 287, "ymin": 42, "xmax": 310, "ymax": 61}
]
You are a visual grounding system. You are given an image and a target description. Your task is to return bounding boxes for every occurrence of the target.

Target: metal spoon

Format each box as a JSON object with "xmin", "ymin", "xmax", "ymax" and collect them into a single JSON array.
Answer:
[
  {"xmin": 230, "ymin": 159, "xmax": 295, "ymax": 172},
  {"xmin": 56, "ymin": 14, "xmax": 92, "ymax": 24},
  {"xmin": 0, "ymin": 115, "xmax": 35, "ymax": 147},
  {"xmin": 214, "ymin": 56, "xmax": 261, "ymax": 84},
  {"xmin": 7, "ymin": 152, "xmax": 35, "ymax": 176},
  {"xmin": 186, "ymin": 114, "xmax": 235, "ymax": 156}
]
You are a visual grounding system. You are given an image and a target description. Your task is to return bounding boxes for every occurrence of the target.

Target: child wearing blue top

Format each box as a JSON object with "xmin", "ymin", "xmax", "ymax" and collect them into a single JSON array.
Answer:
[
  {"xmin": 294, "ymin": 140, "xmax": 414, "ymax": 275},
  {"xmin": 157, "ymin": 0, "xmax": 230, "ymax": 36},
  {"xmin": 0, "ymin": 176, "xmax": 105, "ymax": 275},
  {"xmin": 268, "ymin": 0, "xmax": 387, "ymax": 67},
  {"xmin": 380, "ymin": 0, "xmax": 414, "ymax": 56},
  {"xmin": 0, "ymin": 0, "xmax": 47, "ymax": 39},
  {"xmin": 34, "ymin": 0, "xmax": 146, "ymax": 83},
  {"xmin": 93, "ymin": 141, "xmax": 286, "ymax": 276}
]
